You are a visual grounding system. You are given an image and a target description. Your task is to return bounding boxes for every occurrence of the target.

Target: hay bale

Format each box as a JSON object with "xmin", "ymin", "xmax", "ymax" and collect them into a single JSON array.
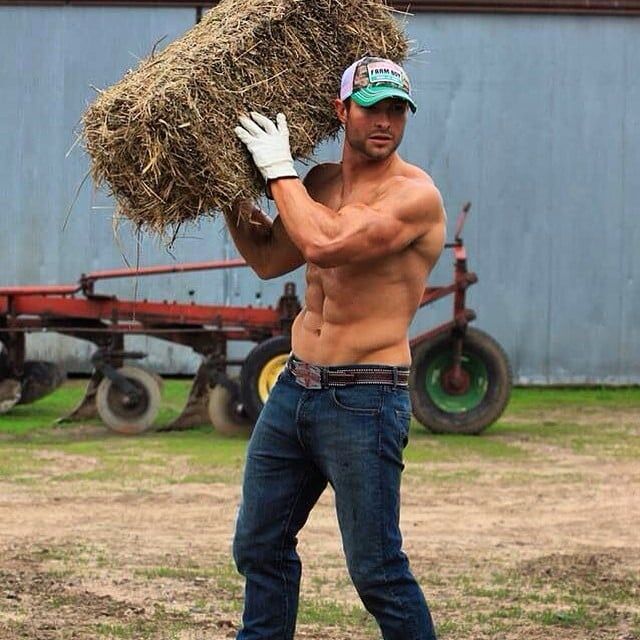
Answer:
[{"xmin": 83, "ymin": 0, "xmax": 409, "ymax": 234}]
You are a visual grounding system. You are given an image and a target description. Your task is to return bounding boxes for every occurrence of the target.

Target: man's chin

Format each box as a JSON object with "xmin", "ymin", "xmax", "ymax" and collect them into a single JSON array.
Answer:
[{"xmin": 363, "ymin": 143, "xmax": 395, "ymax": 161}]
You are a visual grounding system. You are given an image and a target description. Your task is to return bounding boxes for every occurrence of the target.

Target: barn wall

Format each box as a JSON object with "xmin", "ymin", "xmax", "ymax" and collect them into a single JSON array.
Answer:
[{"xmin": 1, "ymin": 6, "xmax": 638, "ymax": 382}]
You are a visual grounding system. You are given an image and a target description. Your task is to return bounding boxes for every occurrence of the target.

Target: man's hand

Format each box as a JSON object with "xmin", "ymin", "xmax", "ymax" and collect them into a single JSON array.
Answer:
[{"xmin": 235, "ymin": 112, "xmax": 297, "ymax": 183}]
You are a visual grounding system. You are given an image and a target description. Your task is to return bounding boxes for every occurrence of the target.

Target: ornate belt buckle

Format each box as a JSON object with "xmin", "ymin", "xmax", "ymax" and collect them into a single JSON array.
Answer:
[{"xmin": 295, "ymin": 363, "xmax": 323, "ymax": 389}]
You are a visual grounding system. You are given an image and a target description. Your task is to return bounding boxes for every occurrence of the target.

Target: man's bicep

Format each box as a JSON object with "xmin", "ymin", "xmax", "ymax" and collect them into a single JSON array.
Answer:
[
  {"xmin": 370, "ymin": 184, "xmax": 442, "ymax": 248},
  {"xmin": 346, "ymin": 184, "xmax": 443, "ymax": 256},
  {"xmin": 317, "ymin": 202, "xmax": 420, "ymax": 265}
]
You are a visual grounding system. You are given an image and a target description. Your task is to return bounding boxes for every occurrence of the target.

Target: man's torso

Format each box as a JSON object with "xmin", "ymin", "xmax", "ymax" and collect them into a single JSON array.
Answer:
[{"xmin": 291, "ymin": 161, "xmax": 443, "ymax": 366}]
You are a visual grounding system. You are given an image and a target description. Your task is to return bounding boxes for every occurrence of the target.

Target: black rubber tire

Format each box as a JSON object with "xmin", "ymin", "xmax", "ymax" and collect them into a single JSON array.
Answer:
[
  {"xmin": 18, "ymin": 361, "xmax": 66, "ymax": 405},
  {"xmin": 208, "ymin": 383, "xmax": 253, "ymax": 437},
  {"xmin": 409, "ymin": 327, "xmax": 512, "ymax": 435},
  {"xmin": 240, "ymin": 335, "xmax": 291, "ymax": 422},
  {"xmin": 96, "ymin": 365, "xmax": 161, "ymax": 435},
  {"xmin": 0, "ymin": 345, "xmax": 20, "ymax": 413},
  {"xmin": 0, "ymin": 345, "xmax": 9, "ymax": 380}
]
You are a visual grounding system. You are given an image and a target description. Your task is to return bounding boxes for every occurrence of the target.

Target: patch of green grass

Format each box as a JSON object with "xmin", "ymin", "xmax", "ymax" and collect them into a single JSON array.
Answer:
[
  {"xmin": 0, "ymin": 432, "xmax": 246, "ymax": 485},
  {"xmin": 0, "ymin": 378, "xmax": 249, "ymax": 481},
  {"xmin": 431, "ymin": 557, "xmax": 640, "ymax": 639},
  {"xmin": 507, "ymin": 386, "xmax": 640, "ymax": 411},
  {"xmin": 0, "ymin": 381, "xmax": 94, "ymax": 435},
  {"xmin": 59, "ymin": 427, "xmax": 247, "ymax": 484},
  {"xmin": 1, "ymin": 383, "xmax": 638, "ymax": 487},
  {"xmin": 406, "ymin": 422, "xmax": 527, "ymax": 462},
  {"xmin": 406, "ymin": 466, "xmax": 484, "ymax": 485},
  {"xmin": 94, "ymin": 623, "xmax": 133, "ymax": 639},
  {"xmin": 531, "ymin": 605, "xmax": 616, "ymax": 629},
  {"xmin": 0, "ymin": 446, "xmax": 48, "ymax": 480},
  {"xmin": 435, "ymin": 618, "xmax": 473, "ymax": 636},
  {"xmin": 136, "ymin": 560, "xmax": 242, "ymax": 596},
  {"xmin": 0, "ymin": 435, "xmax": 246, "ymax": 485},
  {"xmin": 494, "ymin": 418, "xmax": 640, "ymax": 458},
  {"xmin": 474, "ymin": 605, "xmax": 526, "ymax": 621},
  {"xmin": 297, "ymin": 597, "xmax": 374, "ymax": 630},
  {"xmin": 93, "ymin": 619, "xmax": 186, "ymax": 640},
  {"xmin": 0, "ymin": 379, "xmax": 195, "ymax": 438}
]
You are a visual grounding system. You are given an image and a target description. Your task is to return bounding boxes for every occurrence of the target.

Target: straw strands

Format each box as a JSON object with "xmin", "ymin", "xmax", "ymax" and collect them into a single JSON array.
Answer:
[{"xmin": 83, "ymin": 0, "xmax": 409, "ymax": 233}]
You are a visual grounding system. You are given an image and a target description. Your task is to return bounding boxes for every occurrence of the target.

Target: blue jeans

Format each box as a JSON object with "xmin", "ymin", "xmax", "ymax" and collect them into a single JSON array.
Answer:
[{"xmin": 233, "ymin": 366, "xmax": 437, "ymax": 639}]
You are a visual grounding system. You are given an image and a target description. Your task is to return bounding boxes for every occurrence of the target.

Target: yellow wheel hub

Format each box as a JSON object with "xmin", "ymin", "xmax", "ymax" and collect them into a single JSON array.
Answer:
[{"xmin": 258, "ymin": 354, "xmax": 288, "ymax": 402}]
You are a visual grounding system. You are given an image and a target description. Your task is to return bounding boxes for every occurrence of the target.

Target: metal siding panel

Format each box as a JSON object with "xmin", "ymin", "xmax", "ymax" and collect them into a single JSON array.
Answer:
[
  {"xmin": 2, "ymin": 9, "xmax": 640, "ymax": 381},
  {"xmin": 545, "ymin": 19, "xmax": 628, "ymax": 382},
  {"xmin": 400, "ymin": 14, "xmax": 640, "ymax": 383},
  {"xmin": 0, "ymin": 9, "xmax": 66, "ymax": 286},
  {"xmin": 1, "ymin": 5, "xmax": 205, "ymax": 372},
  {"xmin": 619, "ymin": 37, "xmax": 640, "ymax": 382},
  {"xmin": 58, "ymin": 6, "xmax": 206, "ymax": 293},
  {"xmin": 402, "ymin": 16, "xmax": 557, "ymax": 380}
]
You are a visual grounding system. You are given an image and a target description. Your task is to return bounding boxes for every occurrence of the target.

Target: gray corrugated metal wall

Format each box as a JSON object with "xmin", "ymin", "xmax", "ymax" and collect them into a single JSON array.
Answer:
[
  {"xmin": 1, "ymin": 7, "xmax": 638, "ymax": 382},
  {"xmin": 402, "ymin": 14, "xmax": 640, "ymax": 383}
]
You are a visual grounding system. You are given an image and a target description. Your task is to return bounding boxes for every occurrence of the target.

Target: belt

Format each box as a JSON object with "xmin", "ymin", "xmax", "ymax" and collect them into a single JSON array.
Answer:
[{"xmin": 286, "ymin": 355, "xmax": 410, "ymax": 389}]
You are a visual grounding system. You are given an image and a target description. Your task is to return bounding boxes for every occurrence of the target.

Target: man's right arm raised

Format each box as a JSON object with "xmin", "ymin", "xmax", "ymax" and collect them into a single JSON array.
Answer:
[{"xmin": 223, "ymin": 199, "xmax": 305, "ymax": 280}]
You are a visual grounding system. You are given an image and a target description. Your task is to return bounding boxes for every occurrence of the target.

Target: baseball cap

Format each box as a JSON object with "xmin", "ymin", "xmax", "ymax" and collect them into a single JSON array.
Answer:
[{"xmin": 340, "ymin": 56, "xmax": 417, "ymax": 113}]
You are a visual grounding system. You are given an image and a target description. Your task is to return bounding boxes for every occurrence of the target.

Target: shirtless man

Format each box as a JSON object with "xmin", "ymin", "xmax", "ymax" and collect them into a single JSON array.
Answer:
[{"xmin": 229, "ymin": 57, "xmax": 446, "ymax": 640}]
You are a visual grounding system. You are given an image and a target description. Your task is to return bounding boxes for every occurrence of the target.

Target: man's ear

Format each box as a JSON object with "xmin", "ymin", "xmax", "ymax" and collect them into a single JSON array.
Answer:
[{"xmin": 334, "ymin": 98, "xmax": 348, "ymax": 125}]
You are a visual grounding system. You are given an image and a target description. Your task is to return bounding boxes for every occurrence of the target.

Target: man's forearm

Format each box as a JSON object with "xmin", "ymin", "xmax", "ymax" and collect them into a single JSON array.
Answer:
[{"xmin": 269, "ymin": 179, "xmax": 339, "ymax": 257}]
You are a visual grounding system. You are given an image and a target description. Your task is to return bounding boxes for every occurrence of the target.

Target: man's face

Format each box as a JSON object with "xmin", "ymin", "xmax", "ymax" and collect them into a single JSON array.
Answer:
[{"xmin": 336, "ymin": 98, "xmax": 409, "ymax": 161}]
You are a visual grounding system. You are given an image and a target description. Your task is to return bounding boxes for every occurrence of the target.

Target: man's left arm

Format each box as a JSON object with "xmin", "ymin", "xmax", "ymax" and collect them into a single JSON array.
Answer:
[{"xmin": 270, "ymin": 176, "xmax": 444, "ymax": 268}]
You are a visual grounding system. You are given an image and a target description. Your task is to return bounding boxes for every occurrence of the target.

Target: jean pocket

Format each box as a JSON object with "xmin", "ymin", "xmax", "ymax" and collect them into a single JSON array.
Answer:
[
  {"xmin": 394, "ymin": 409, "xmax": 412, "ymax": 448},
  {"xmin": 330, "ymin": 387, "xmax": 381, "ymax": 415}
]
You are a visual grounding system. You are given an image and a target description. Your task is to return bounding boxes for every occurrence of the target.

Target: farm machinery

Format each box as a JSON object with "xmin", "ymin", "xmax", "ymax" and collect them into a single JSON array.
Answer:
[
  {"xmin": 0, "ymin": 258, "xmax": 299, "ymax": 435},
  {"xmin": 0, "ymin": 204, "xmax": 512, "ymax": 435}
]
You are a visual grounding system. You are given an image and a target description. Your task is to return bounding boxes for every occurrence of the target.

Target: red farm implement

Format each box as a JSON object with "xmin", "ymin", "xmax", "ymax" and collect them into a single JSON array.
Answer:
[
  {"xmin": 0, "ymin": 258, "xmax": 300, "ymax": 435},
  {"xmin": 0, "ymin": 204, "xmax": 511, "ymax": 435}
]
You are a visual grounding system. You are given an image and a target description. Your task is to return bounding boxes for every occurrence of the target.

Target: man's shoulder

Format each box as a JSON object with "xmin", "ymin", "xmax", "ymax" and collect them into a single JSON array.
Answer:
[
  {"xmin": 403, "ymin": 162, "xmax": 435, "ymax": 185},
  {"xmin": 383, "ymin": 170, "xmax": 443, "ymax": 222},
  {"xmin": 303, "ymin": 162, "xmax": 341, "ymax": 190}
]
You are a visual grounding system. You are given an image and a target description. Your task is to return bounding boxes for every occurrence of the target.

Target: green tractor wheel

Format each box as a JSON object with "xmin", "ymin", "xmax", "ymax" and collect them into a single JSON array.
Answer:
[{"xmin": 409, "ymin": 327, "xmax": 512, "ymax": 435}]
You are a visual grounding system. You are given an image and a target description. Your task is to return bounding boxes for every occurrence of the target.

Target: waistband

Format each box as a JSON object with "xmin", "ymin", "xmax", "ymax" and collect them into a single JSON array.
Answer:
[{"xmin": 286, "ymin": 354, "xmax": 410, "ymax": 389}]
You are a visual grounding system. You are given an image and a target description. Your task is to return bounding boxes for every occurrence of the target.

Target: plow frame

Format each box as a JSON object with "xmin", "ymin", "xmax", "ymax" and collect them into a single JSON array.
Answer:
[
  {"xmin": 0, "ymin": 258, "xmax": 301, "ymax": 429},
  {"xmin": 0, "ymin": 204, "xmax": 479, "ymax": 431}
]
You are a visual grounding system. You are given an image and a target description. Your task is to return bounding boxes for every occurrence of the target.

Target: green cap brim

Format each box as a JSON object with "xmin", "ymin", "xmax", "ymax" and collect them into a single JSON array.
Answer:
[{"xmin": 351, "ymin": 86, "xmax": 417, "ymax": 113}]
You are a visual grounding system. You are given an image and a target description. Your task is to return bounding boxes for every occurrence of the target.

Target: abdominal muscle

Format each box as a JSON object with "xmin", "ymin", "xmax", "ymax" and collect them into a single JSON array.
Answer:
[
  {"xmin": 290, "ymin": 258, "xmax": 424, "ymax": 367},
  {"xmin": 291, "ymin": 311, "xmax": 412, "ymax": 366}
]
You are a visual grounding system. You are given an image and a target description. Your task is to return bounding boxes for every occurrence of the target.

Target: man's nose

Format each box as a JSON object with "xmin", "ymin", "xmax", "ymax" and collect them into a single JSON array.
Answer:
[{"xmin": 374, "ymin": 111, "xmax": 391, "ymax": 128}]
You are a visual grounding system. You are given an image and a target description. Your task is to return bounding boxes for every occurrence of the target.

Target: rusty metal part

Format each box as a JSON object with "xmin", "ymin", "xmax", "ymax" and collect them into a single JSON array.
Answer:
[
  {"xmin": 58, "ymin": 371, "xmax": 103, "ymax": 423},
  {"xmin": 1, "ymin": 258, "xmax": 301, "ymax": 427},
  {"xmin": 411, "ymin": 203, "xmax": 478, "ymax": 390},
  {"xmin": 1, "ymin": 201, "xmax": 484, "ymax": 433},
  {"xmin": 160, "ymin": 361, "xmax": 212, "ymax": 431}
]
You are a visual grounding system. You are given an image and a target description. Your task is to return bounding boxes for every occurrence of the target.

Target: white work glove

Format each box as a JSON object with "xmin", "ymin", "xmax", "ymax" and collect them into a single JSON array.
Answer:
[{"xmin": 235, "ymin": 112, "xmax": 297, "ymax": 183}]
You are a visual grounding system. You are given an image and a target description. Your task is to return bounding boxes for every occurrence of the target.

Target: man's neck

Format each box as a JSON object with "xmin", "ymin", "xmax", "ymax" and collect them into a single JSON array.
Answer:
[{"xmin": 340, "ymin": 146, "xmax": 400, "ymax": 196}]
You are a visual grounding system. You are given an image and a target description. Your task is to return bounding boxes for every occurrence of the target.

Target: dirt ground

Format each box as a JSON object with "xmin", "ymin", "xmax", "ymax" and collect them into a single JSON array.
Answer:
[{"xmin": 0, "ymin": 404, "xmax": 638, "ymax": 639}]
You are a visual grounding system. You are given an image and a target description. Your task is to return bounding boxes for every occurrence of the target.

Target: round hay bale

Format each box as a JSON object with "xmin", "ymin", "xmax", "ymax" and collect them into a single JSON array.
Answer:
[{"xmin": 82, "ymin": 0, "xmax": 409, "ymax": 234}]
